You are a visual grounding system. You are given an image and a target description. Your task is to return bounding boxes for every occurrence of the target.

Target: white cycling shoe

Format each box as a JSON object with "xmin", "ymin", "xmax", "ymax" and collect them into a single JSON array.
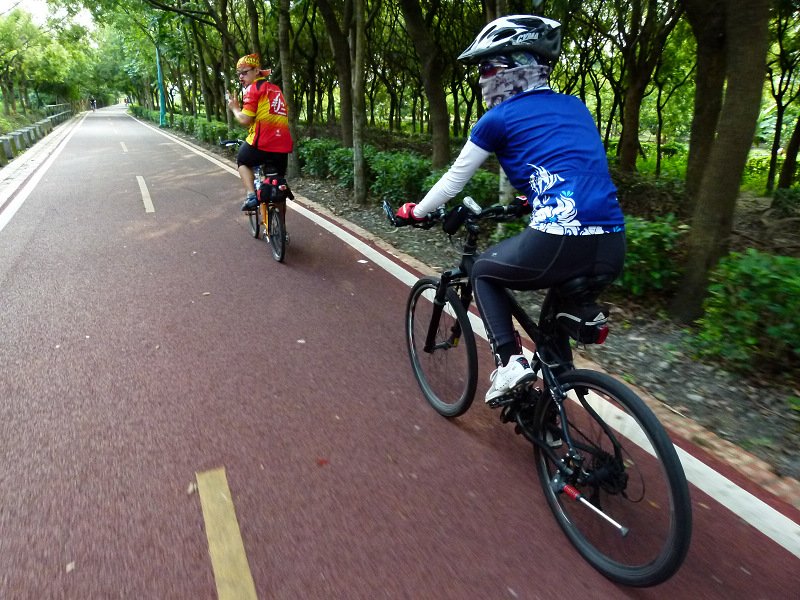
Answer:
[{"xmin": 485, "ymin": 355, "xmax": 536, "ymax": 403}]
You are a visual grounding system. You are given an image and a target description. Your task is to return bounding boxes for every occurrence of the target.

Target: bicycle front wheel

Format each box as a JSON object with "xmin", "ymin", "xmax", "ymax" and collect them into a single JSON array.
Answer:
[
  {"xmin": 533, "ymin": 369, "xmax": 692, "ymax": 587},
  {"xmin": 248, "ymin": 206, "xmax": 261, "ymax": 238},
  {"xmin": 267, "ymin": 205, "xmax": 286, "ymax": 262},
  {"xmin": 406, "ymin": 277, "xmax": 478, "ymax": 417}
]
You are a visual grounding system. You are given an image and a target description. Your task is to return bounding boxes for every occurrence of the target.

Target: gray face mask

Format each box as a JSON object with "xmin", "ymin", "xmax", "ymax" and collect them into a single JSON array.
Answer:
[{"xmin": 479, "ymin": 64, "xmax": 551, "ymax": 109}]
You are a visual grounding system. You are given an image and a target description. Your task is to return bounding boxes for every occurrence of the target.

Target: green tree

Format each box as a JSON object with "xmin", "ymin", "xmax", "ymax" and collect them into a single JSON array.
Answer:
[{"xmin": 672, "ymin": 0, "xmax": 773, "ymax": 322}]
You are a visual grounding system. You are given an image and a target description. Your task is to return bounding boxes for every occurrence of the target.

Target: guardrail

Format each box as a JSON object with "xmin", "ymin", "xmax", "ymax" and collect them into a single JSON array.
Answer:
[{"xmin": 0, "ymin": 108, "xmax": 74, "ymax": 167}]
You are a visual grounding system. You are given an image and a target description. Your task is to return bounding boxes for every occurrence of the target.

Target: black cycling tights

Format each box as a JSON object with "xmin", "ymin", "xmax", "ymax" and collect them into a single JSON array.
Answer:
[
  {"xmin": 237, "ymin": 142, "xmax": 289, "ymax": 177},
  {"xmin": 471, "ymin": 228, "xmax": 626, "ymax": 364}
]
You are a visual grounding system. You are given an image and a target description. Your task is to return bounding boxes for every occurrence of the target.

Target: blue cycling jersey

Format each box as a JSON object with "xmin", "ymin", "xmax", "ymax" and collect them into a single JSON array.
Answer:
[{"xmin": 470, "ymin": 89, "xmax": 625, "ymax": 235}]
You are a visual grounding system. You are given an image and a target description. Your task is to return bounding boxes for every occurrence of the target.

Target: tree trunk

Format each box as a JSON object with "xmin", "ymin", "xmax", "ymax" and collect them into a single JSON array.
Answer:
[
  {"xmin": 617, "ymin": 78, "xmax": 648, "ymax": 171},
  {"xmin": 278, "ymin": 0, "xmax": 300, "ymax": 177},
  {"xmin": 615, "ymin": 1, "xmax": 683, "ymax": 172},
  {"xmin": 397, "ymin": 0, "xmax": 450, "ymax": 168},
  {"xmin": 245, "ymin": 0, "xmax": 262, "ymax": 54},
  {"xmin": 766, "ymin": 103, "xmax": 786, "ymax": 193},
  {"xmin": 671, "ymin": 0, "xmax": 771, "ymax": 323},
  {"xmin": 683, "ymin": 0, "xmax": 727, "ymax": 209},
  {"xmin": 316, "ymin": 0, "xmax": 354, "ymax": 147},
  {"xmin": 777, "ymin": 115, "xmax": 800, "ymax": 189},
  {"xmin": 352, "ymin": 0, "xmax": 368, "ymax": 205}
]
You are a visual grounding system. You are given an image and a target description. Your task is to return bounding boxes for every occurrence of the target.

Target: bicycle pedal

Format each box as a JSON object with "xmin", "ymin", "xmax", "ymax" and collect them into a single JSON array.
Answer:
[{"xmin": 487, "ymin": 397, "xmax": 513, "ymax": 409}]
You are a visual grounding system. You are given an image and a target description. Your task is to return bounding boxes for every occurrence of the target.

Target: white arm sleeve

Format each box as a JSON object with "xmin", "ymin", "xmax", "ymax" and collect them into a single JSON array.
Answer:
[{"xmin": 412, "ymin": 140, "xmax": 491, "ymax": 218}]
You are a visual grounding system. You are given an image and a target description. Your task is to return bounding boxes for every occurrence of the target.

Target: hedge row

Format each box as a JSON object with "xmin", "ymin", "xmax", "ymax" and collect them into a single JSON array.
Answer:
[{"xmin": 128, "ymin": 106, "xmax": 797, "ymax": 376}]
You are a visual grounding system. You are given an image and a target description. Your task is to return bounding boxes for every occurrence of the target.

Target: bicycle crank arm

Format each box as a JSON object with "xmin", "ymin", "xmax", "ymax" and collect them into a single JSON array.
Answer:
[{"xmin": 562, "ymin": 484, "xmax": 629, "ymax": 537}]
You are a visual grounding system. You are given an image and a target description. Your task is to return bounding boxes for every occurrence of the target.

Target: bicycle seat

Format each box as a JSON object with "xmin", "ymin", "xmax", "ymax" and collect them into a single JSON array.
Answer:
[{"xmin": 554, "ymin": 274, "xmax": 615, "ymax": 305}]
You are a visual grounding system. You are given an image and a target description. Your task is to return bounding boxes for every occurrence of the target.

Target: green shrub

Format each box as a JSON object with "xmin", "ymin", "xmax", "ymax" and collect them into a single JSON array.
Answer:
[
  {"xmin": 611, "ymin": 170, "xmax": 688, "ymax": 220},
  {"xmin": 694, "ymin": 248, "xmax": 800, "ymax": 375},
  {"xmin": 423, "ymin": 168, "xmax": 500, "ymax": 207},
  {"xmin": 369, "ymin": 149, "xmax": 431, "ymax": 201},
  {"xmin": 329, "ymin": 146, "xmax": 355, "ymax": 188},
  {"xmin": 190, "ymin": 119, "xmax": 228, "ymax": 144},
  {"xmin": 176, "ymin": 115, "xmax": 193, "ymax": 133},
  {"xmin": 615, "ymin": 214, "xmax": 684, "ymax": 297},
  {"xmin": 422, "ymin": 168, "xmax": 447, "ymax": 194},
  {"xmin": 297, "ymin": 137, "xmax": 341, "ymax": 177}
]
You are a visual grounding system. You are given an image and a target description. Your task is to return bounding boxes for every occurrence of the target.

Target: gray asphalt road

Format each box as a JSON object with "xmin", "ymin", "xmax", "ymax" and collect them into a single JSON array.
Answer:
[{"xmin": 0, "ymin": 106, "xmax": 797, "ymax": 599}]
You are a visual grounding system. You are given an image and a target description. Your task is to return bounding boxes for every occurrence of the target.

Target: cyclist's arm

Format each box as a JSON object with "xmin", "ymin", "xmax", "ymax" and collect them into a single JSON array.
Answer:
[{"xmin": 412, "ymin": 140, "xmax": 490, "ymax": 218}]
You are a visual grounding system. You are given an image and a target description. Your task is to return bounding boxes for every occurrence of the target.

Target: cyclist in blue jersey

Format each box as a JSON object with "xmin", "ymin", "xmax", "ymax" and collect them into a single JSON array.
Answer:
[{"xmin": 395, "ymin": 15, "xmax": 626, "ymax": 403}]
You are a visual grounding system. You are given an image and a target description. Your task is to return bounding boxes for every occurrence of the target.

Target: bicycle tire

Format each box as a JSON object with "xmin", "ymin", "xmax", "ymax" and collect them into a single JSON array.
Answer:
[
  {"xmin": 532, "ymin": 369, "xmax": 692, "ymax": 587},
  {"xmin": 268, "ymin": 205, "xmax": 286, "ymax": 262},
  {"xmin": 248, "ymin": 206, "xmax": 260, "ymax": 239},
  {"xmin": 406, "ymin": 277, "xmax": 478, "ymax": 417}
]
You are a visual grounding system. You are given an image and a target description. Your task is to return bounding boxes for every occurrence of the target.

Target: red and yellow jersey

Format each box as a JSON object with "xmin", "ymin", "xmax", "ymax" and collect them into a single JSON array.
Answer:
[{"xmin": 241, "ymin": 78, "xmax": 293, "ymax": 153}]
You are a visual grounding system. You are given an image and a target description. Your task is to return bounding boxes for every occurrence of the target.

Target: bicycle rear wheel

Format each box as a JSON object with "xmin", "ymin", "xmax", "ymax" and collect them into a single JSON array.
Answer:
[
  {"xmin": 267, "ymin": 205, "xmax": 286, "ymax": 262},
  {"xmin": 248, "ymin": 205, "xmax": 261, "ymax": 238},
  {"xmin": 533, "ymin": 369, "xmax": 691, "ymax": 587},
  {"xmin": 406, "ymin": 277, "xmax": 478, "ymax": 417}
]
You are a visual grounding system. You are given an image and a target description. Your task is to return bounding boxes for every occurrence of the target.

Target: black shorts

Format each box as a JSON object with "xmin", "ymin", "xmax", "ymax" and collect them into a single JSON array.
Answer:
[
  {"xmin": 471, "ymin": 228, "xmax": 626, "ymax": 349},
  {"xmin": 236, "ymin": 142, "xmax": 289, "ymax": 176}
]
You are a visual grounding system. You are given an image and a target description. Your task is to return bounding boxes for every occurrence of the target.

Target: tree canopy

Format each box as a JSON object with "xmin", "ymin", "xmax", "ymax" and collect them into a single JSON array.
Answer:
[{"xmin": 3, "ymin": 0, "xmax": 800, "ymax": 320}]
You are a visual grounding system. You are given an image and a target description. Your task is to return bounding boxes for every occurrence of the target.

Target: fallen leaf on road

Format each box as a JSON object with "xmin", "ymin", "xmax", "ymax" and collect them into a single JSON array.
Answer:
[{"xmin": 316, "ymin": 458, "xmax": 329, "ymax": 467}]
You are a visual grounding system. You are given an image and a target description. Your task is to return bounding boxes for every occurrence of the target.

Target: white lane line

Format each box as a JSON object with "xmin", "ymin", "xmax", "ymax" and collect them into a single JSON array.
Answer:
[
  {"xmin": 131, "ymin": 120, "xmax": 800, "ymax": 559},
  {"xmin": 0, "ymin": 115, "xmax": 86, "ymax": 233},
  {"xmin": 129, "ymin": 115, "xmax": 239, "ymax": 176},
  {"xmin": 120, "ymin": 142, "xmax": 128, "ymax": 153},
  {"xmin": 196, "ymin": 467, "xmax": 258, "ymax": 600},
  {"xmin": 291, "ymin": 199, "xmax": 800, "ymax": 559},
  {"xmin": 136, "ymin": 175, "xmax": 155, "ymax": 213}
]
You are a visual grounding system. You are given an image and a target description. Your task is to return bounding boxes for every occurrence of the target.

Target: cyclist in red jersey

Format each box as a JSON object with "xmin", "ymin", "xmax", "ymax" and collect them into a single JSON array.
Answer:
[{"xmin": 228, "ymin": 53, "xmax": 294, "ymax": 211}]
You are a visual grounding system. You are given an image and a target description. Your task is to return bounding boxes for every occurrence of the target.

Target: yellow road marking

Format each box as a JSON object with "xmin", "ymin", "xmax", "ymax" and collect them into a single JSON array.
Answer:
[
  {"xmin": 196, "ymin": 467, "xmax": 258, "ymax": 600},
  {"xmin": 136, "ymin": 175, "xmax": 155, "ymax": 213}
]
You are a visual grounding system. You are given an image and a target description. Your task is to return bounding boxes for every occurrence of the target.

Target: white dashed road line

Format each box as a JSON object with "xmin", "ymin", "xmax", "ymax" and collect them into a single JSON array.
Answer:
[{"xmin": 136, "ymin": 175, "xmax": 155, "ymax": 213}]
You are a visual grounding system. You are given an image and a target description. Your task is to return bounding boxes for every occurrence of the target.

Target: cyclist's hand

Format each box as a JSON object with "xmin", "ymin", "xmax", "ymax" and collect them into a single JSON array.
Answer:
[
  {"xmin": 394, "ymin": 202, "xmax": 428, "ymax": 227},
  {"xmin": 509, "ymin": 195, "xmax": 532, "ymax": 216}
]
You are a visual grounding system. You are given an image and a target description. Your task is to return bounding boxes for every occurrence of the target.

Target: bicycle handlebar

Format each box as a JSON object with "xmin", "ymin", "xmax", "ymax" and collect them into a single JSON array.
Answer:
[
  {"xmin": 219, "ymin": 138, "xmax": 245, "ymax": 148},
  {"xmin": 382, "ymin": 196, "xmax": 530, "ymax": 232}
]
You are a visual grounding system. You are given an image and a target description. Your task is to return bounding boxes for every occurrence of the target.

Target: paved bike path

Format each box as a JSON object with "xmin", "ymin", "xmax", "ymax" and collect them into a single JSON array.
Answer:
[{"xmin": 0, "ymin": 106, "xmax": 796, "ymax": 598}]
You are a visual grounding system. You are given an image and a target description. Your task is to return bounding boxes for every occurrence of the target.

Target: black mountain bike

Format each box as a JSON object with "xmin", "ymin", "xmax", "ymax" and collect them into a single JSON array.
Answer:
[
  {"xmin": 220, "ymin": 139, "xmax": 291, "ymax": 262},
  {"xmin": 384, "ymin": 197, "xmax": 692, "ymax": 587}
]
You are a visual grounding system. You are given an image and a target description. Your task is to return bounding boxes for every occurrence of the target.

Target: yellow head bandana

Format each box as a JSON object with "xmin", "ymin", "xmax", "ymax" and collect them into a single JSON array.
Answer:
[{"xmin": 236, "ymin": 53, "xmax": 271, "ymax": 77}]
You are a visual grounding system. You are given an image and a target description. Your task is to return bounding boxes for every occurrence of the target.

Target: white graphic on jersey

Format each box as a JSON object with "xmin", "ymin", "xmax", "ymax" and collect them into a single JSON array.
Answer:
[
  {"xmin": 271, "ymin": 94, "xmax": 287, "ymax": 116},
  {"xmin": 528, "ymin": 164, "xmax": 598, "ymax": 235}
]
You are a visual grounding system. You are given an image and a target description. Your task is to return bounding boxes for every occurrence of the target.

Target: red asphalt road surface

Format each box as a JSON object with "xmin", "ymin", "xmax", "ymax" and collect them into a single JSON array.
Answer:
[{"xmin": 0, "ymin": 106, "xmax": 798, "ymax": 599}]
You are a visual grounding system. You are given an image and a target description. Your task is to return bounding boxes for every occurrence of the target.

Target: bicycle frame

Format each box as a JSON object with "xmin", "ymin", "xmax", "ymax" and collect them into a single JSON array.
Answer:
[
  {"xmin": 393, "ymin": 199, "xmax": 692, "ymax": 586},
  {"xmin": 420, "ymin": 212, "xmax": 595, "ymax": 467}
]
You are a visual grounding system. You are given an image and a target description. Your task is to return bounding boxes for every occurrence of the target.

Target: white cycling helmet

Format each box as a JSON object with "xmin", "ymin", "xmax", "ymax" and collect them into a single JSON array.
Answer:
[{"xmin": 458, "ymin": 14, "xmax": 562, "ymax": 65}]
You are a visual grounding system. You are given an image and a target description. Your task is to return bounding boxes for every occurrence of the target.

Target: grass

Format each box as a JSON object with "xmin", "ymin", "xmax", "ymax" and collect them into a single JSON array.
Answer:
[{"xmin": 0, "ymin": 111, "xmax": 45, "ymax": 135}]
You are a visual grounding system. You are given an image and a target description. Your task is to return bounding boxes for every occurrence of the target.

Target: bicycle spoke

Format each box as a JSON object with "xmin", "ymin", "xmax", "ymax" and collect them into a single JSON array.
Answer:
[
  {"xmin": 406, "ymin": 278, "xmax": 477, "ymax": 417},
  {"xmin": 534, "ymin": 370, "xmax": 691, "ymax": 587}
]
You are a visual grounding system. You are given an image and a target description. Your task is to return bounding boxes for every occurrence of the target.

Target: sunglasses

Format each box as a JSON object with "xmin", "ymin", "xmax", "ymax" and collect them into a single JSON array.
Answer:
[
  {"xmin": 478, "ymin": 61, "xmax": 510, "ymax": 78},
  {"xmin": 237, "ymin": 68, "xmax": 255, "ymax": 77}
]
